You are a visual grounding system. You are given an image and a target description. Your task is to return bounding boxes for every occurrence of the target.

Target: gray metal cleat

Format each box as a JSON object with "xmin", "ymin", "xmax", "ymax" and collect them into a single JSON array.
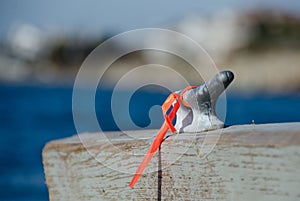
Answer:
[{"xmin": 175, "ymin": 70, "xmax": 234, "ymax": 133}]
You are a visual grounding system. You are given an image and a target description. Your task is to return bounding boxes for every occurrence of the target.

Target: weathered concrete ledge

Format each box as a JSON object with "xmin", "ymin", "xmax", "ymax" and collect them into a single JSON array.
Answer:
[{"xmin": 43, "ymin": 123, "xmax": 300, "ymax": 201}]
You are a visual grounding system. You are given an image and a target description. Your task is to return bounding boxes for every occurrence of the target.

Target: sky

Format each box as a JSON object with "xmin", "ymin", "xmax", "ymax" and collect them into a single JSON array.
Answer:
[{"xmin": 0, "ymin": 0, "xmax": 300, "ymax": 41}]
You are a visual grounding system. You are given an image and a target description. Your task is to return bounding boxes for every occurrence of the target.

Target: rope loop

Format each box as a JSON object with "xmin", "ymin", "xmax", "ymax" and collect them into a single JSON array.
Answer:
[{"xmin": 129, "ymin": 85, "xmax": 197, "ymax": 188}]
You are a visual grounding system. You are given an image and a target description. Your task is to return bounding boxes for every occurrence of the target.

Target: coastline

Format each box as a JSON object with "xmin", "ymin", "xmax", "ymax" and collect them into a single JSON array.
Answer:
[{"xmin": 1, "ymin": 49, "xmax": 300, "ymax": 93}]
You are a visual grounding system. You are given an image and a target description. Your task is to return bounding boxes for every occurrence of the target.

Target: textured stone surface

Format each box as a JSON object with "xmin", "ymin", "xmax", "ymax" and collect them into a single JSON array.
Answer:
[{"xmin": 43, "ymin": 123, "xmax": 300, "ymax": 201}]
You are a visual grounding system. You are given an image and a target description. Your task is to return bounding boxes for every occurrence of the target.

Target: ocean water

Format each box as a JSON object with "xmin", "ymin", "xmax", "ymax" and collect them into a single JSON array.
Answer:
[{"xmin": 0, "ymin": 83, "xmax": 300, "ymax": 201}]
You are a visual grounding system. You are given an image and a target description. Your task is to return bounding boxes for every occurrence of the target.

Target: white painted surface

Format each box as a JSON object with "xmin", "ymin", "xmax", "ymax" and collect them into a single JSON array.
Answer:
[{"xmin": 43, "ymin": 123, "xmax": 300, "ymax": 200}]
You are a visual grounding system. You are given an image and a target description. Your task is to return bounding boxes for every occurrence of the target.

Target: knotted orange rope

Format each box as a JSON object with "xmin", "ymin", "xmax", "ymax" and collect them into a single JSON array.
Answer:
[{"xmin": 129, "ymin": 85, "xmax": 197, "ymax": 188}]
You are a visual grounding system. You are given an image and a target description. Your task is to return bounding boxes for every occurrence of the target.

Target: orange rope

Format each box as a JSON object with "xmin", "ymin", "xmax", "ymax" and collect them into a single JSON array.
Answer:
[{"xmin": 129, "ymin": 85, "xmax": 197, "ymax": 188}]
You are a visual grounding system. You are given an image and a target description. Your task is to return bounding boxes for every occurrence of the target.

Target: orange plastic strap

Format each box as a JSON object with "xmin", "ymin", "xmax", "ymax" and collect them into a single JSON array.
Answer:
[
  {"xmin": 162, "ymin": 93, "xmax": 179, "ymax": 133},
  {"xmin": 129, "ymin": 86, "xmax": 197, "ymax": 188},
  {"xmin": 164, "ymin": 114, "xmax": 176, "ymax": 133}
]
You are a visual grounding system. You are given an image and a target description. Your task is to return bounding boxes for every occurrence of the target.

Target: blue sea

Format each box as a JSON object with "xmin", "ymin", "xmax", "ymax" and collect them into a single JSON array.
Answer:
[{"xmin": 0, "ymin": 83, "xmax": 300, "ymax": 201}]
